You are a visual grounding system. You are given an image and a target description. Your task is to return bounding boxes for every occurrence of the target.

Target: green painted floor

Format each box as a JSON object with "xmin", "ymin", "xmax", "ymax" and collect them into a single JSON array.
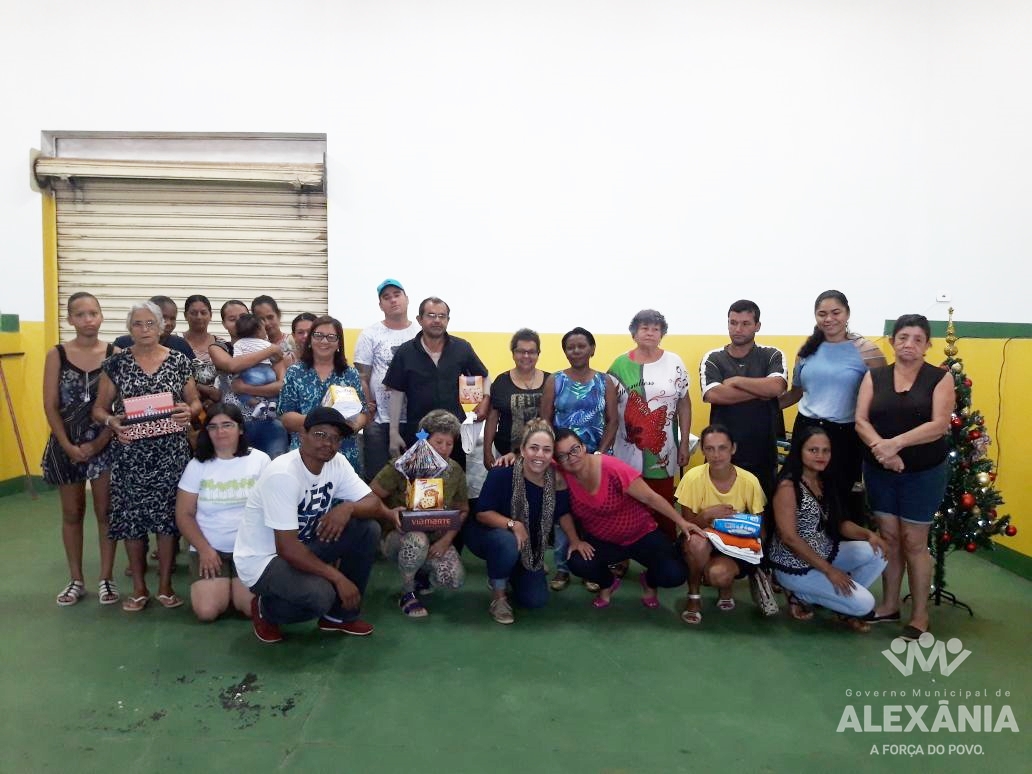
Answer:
[{"xmin": 3, "ymin": 488, "xmax": 1029, "ymax": 773}]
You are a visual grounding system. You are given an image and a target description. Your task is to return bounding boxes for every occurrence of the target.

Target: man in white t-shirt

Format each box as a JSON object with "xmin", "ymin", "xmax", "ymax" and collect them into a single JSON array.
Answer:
[
  {"xmin": 354, "ymin": 278, "xmax": 419, "ymax": 482},
  {"xmin": 234, "ymin": 407, "xmax": 391, "ymax": 643}
]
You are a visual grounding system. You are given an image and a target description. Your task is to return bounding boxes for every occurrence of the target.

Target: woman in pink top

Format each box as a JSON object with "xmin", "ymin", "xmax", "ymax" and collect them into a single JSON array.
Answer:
[{"xmin": 554, "ymin": 429, "xmax": 702, "ymax": 610}]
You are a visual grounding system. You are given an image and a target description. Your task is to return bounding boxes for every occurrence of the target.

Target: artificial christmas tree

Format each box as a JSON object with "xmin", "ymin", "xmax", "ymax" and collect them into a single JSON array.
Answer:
[{"xmin": 928, "ymin": 309, "xmax": 1015, "ymax": 613}]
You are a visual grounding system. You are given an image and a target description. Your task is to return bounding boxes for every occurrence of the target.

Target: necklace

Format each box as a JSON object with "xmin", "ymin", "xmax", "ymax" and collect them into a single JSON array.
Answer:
[{"xmin": 512, "ymin": 369, "xmax": 538, "ymax": 390}]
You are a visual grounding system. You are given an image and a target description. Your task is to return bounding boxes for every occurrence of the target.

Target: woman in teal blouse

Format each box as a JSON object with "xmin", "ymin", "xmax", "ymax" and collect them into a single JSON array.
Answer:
[{"xmin": 279, "ymin": 316, "xmax": 368, "ymax": 473}]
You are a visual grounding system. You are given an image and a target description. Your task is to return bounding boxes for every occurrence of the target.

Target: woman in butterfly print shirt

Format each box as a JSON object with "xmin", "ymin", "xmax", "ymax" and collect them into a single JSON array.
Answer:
[{"xmin": 607, "ymin": 310, "xmax": 692, "ymax": 540}]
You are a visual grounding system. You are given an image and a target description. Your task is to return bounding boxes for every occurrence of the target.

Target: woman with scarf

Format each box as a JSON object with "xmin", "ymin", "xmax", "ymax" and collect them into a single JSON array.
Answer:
[{"xmin": 464, "ymin": 419, "xmax": 573, "ymax": 624}]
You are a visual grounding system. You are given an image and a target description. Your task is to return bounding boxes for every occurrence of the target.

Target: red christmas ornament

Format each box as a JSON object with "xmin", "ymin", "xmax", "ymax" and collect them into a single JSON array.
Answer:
[
  {"xmin": 960, "ymin": 493, "xmax": 976, "ymax": 510},
  {"xmin": 950, "ymin": 416, "xmax": 964, "ymax": 429},
  {"xmin": 968, "ymin": 429, "xmax": 982, "ymax": 441},
  {"xmin": 942, "ymin": 532, "xmax": 952, "ymax": 543},
  {"xmin": 1005, "ymin": 525, "xmax": 1018, "ymax": 537},
  {"xmin": 965, "ymin": 542, "xmax": 977, "ymax": 553},
  {"xmin": 963, "ymin": 378, "xmax": 972, "ymax": 387},
  {"xmin": 989, "ymin": 509, "xmax": 998, "ymax": 518},
  {"xmin": 989, "ymin": 472, "xmax": 997, "ymax": 482}
]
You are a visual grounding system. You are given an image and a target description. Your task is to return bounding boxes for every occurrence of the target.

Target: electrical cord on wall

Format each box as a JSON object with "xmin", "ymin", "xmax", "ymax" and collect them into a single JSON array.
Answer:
[{"xmin": 994, "ymin": 337, "xmax": 1015, "ymax": 475}]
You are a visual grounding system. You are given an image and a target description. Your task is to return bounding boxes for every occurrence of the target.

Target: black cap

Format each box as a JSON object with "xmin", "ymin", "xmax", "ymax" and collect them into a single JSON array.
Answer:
[{"xmin": 304, "ymin": 406, "xmax": 353, "ymax": 436}]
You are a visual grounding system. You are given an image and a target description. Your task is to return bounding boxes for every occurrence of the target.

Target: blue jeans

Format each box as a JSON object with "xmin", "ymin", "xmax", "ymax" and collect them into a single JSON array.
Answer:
[
  {"xmin": 553, "ymin": 527, "xmax": 570, "ymax": 573},
  {"xmin": 237, "ymin": 364, "xmax": 276, "ymax": 406},
  {"xmin": 245, "ymin": 418, "xmax": 288, "ymax": 459},
  {"xmin": 774, "ymin": 540, "xmax": 887, "ymax": 617},
  {"xmin": 462, "ymin": 520, "xmax": 549, "ymax": 609},
  {"xmin": 250, "ymin": 518, "xmax": 381, "ymax": 625},
  {"xmin": 567, "ymin": 528, "xmax": 687, "ymax": 589}
]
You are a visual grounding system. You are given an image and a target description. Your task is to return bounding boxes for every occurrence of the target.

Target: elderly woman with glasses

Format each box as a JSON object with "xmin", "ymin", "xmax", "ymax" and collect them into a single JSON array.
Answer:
[
  {"xmin": 93, "ymin": 300, "xmax": 202, "ymax": 612},
  {"xmin": 279, "ymin": 315, "xmax": 368, "ymax": 474},
  {"xmin": 553, "ymin": 428, "xmax": 703, "ymax": 610},
  {"xmin": 483, "ymin": 328, "xmax": 546, "ymax": 470},
  {"xmin": 175, "ymin": 403, "xmax": 270, "ymax": 622},
  {"xmin": 607, "ymin": 309, "xmax": 692, "ymax": 540}
]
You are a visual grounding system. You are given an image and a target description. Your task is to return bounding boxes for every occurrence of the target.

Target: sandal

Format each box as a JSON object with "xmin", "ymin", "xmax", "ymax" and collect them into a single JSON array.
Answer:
[
  {"xmin": 98, "ymin": 579, "xmax": 120, "ymax": 605},
  {"xmin": 56, "ymin": 580, "xmax": 86, "ymax": 607},
  {"xmin": 122, "ymin": 594, "xmax": 150, "ymax": 613},
  {"xmin": 591, "ymin": 576, "xmax": 622, "ymax": 609},
  {"xmin": 156, "ymin": 593, "xmax": 184, "ymax": 609},
  {"xmin": 786, "ymin": 592, "xmax": 814, "ymax": 621},
  {"xmin": 399, "ymin": 591, "xmax": 428, "ymax": 618},
  {"xmin": 838, "ymin": 614, "xmax": 872, "ymax": 634},
  {"xmin": 680, "ymin": 593, "xmax": 703, "ymax": 625},
  {"xmin": 639, "ymin": 572, "xmax": 660, "ymax": 609},
  {"xmin": 716, "ymin": 596, "xmax": 736, "ymax": 612}
]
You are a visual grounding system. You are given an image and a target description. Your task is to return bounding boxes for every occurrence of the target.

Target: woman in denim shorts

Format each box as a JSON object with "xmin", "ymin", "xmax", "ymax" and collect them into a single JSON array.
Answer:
[{"xmin": 855, "ymin": 314, "xmax": 954, "ymax": 642}]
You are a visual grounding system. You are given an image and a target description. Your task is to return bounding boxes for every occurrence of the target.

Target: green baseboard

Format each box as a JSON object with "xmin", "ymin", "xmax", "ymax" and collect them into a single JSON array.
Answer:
[
  {"xmin": 978, "ymin": 543, "xmax": 1032, "ymax": 581},
  {"xmin": 0, "ymin": 476, "xmax": 51, "ymax": 498}
]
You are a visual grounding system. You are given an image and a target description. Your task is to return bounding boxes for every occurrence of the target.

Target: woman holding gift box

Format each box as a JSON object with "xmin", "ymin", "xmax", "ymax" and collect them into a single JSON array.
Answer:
[
  {"xmin": 279, "ymin": 316, "xmax": 368, "ymax": 474},
  {"xmin": 371, "ymin": 410, "xmax": 468, "ymax": 618},
  {"xmin": 93, "ymin": 300, "xmax": 202, "ymax": 613}
]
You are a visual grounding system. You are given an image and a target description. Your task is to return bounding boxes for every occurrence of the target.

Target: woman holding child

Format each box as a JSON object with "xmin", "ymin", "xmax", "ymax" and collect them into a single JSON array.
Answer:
[{"xmin": 207, "ymin": 300, "xmax": 289, "ymax": 458}]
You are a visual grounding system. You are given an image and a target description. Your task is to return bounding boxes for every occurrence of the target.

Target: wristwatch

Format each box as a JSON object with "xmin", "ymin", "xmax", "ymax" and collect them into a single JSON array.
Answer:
[{"xmin": 506, "ymin": 519, "xmax": 515, "ymax": 531}]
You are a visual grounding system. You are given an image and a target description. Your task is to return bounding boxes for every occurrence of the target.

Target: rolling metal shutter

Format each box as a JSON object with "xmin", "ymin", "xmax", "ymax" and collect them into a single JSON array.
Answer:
[{"xmin": 39, "ymin": 160, "xmax": 327, "ymax": 342}]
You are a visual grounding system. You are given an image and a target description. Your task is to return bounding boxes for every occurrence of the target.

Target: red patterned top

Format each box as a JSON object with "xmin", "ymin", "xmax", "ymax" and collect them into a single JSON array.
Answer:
[{"xmin": 564, "ymin": 455, "xmax": 656, "ymax": 546}]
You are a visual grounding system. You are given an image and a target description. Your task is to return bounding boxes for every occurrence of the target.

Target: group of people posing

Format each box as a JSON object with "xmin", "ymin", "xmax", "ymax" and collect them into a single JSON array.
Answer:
[{"xmin": 45, "ymin": 282, "xmax": 952, "ymax": 645}]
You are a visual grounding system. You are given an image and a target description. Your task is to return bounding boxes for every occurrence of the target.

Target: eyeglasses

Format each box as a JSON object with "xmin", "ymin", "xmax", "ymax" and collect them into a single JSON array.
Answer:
[
  {"xmin": 131, "ymin": 320, "xmax": 158, "ymax": 329},
  {"xmin": 514, "ymin": 348, "xmax": 539, "ymax": 357},
  {"xmin": 310, "ymin": 429, "xmax": 342, "ymax": 444},
  {"xmin": 311, "ymin": 332, "xmax": 340, "ymax": 342},
  {"xmin": 555, "ymin": 443, "xmax": 584, "ymax": 464},
  {"xmin": 422, "ymin": 313, "xmax": 449, "ymax": 321},
  {"xmin": 206, "ymin": 421, "xmax": 237, "ymax": 432}
]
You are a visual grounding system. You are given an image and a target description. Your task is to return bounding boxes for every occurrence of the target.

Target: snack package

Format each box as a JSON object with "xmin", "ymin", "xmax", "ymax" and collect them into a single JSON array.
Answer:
[
  {"xmin": 711, "ymin": 513, "xmax": 762, "ymax": 538},
  {"xmin": 321, "ymin": 384, "xmax": 363, "ymax": 422},
  {"xmin": 393, "ymin": 431, "xmax": 450, "ymax": 480},
  {"xmin": 407, "ymin": 478, "xmax": 444, "ymax": 510},
  {"xmin": 458, "ymin": 375, "xmax": 484, "ymax": 404}
]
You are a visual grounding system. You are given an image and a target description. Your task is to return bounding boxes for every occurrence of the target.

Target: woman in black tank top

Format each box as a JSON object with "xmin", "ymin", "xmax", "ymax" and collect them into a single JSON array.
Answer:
[{"xmin": 855, "ymin": 314, "xmax": 954, "ymax": 641}]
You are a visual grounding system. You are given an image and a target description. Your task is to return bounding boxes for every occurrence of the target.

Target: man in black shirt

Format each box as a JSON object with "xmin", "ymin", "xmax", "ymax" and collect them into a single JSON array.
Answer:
[
  {"xmin": 382, "ymin": 296, "xmax": 489, "ymax": 468},
  {"xmin": 699, "ymin": 300, "xmax": 787, "ymax": 497}
]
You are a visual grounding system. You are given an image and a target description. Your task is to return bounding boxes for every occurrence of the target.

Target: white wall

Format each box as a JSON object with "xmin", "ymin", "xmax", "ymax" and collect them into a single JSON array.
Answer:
[{"xmin": 1, "ymin": 0, "xmax": 1029, "ymax": 335}]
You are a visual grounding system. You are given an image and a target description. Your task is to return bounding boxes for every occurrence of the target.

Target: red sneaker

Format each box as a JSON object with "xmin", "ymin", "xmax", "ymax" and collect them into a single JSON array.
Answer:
[
  {"xmin": 251, "ymin": 597, "xmax": 283, "ymax": 644},
  {"xmin": 317, "ymin": 618, "xmax": 374, "ymax": 636}
]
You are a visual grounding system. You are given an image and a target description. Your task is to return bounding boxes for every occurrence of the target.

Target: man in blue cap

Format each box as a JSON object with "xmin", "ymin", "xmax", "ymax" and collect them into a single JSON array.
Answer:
[{"xmin": 354, "ymin": 279, "xmax": 419, "ymax": 481}]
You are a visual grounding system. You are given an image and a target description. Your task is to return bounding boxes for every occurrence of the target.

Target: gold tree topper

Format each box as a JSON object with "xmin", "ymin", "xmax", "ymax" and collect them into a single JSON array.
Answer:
[{"xmin": 944, "ymin": 306, "xmax": 958, "ymax": 357}]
